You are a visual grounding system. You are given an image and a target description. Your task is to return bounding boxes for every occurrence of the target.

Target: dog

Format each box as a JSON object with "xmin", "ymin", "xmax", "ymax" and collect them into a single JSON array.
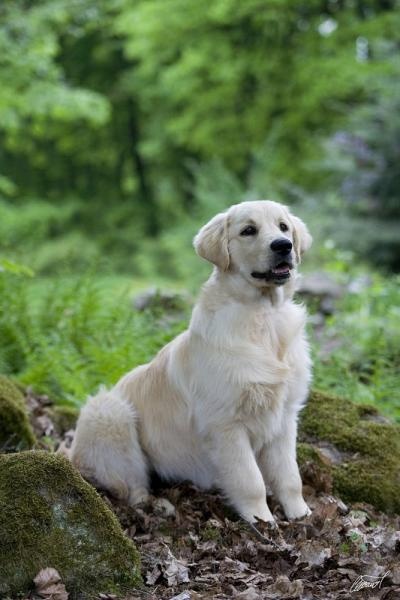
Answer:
[{"xmin": 71, "ymin": 200, "xmax": 312, "ymax": 524}]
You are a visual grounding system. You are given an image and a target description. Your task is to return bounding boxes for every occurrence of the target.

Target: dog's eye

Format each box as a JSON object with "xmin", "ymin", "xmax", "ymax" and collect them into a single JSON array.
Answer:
[
  {"xmin": 240, "ymin": 225, "xmax": 257, "ymax": 236},
  {"xmin": 279, "ymin": 222, "xmax": 289, "ymax": 232}
]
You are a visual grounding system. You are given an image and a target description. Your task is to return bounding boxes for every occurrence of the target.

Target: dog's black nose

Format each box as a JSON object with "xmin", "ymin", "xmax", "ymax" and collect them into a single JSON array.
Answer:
[{"xmin": 270, "ymin": 238, "xmax": 293, "ymax": 255}]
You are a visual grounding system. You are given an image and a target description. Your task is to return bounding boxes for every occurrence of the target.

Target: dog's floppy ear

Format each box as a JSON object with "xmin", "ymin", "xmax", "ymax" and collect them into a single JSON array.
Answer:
[
  {"xmin": 193, "ymin": 211, "xmax": 230, "ymax": 271},
  {"xmin": 291, "ymin": 215, "xmax": 312, "ymax": 263}
]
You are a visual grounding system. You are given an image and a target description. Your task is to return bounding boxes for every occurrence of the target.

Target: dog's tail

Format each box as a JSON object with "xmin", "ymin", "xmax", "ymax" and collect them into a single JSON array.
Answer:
[{"xmin": 70, "ymin": 386, "xmax": 149, "ymax": 505}]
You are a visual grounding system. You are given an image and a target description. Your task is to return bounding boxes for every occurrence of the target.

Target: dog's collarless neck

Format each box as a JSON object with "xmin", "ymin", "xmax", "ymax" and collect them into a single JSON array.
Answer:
[{"xmin": 203, "ymin": 270, "xmax": 294, "ymax": 308}]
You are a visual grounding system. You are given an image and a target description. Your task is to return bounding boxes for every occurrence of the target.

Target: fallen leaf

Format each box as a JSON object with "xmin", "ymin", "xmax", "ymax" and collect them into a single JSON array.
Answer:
[
  {"xmin": 390, "ymin": 564, "xmax": 400, "ymax": 585},
  {"xmin": 264, "ymin": 575, "xmax": 303, "ymax": 599},
  {"xmin": 146, "ymin": 564, "xmax": 162, "ymax": 585},
  {"xmin": 233, "ymin": 585, "xmax": 261, "ymax": 599},
  {"xmin": 296, "ymin": 540, "xmax": 332, "ymax": 566},
  {"xmin": 154, "ymin": 497, "xmax": 176, "ymax": 517},
  {"xmin": 33, "ymin": 567, "xmax": 68, "ymax": 600},
  {"xmin": 163, "ymin": 548, "xmax": 190, "ymax": 586},
  {"xmin": 170, "ymin": 592, "xmax": 192, "ymax": 600}
]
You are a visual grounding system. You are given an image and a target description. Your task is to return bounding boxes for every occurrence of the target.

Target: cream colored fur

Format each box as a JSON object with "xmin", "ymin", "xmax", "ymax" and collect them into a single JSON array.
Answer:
[{"xmin": 71, "ymin": 200, "xmax": 313, "ymax": 524}]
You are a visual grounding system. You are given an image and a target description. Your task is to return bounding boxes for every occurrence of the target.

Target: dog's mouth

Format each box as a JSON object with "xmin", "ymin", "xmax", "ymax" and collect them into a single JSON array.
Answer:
[{"xmin": 251, "ymin": 261, "xmax": 293, "ymax": 285}]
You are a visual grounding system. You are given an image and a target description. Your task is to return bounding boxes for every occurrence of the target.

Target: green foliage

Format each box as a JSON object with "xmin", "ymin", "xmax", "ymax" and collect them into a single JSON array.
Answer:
[
  {"xmin": 0, "ymin": 199, "xmax": 93, "ymax": 273},
  {"xmin": 0, "ymin": 258, "xmax": 34, "ymax": 277},
  {"xmin": 0, "ymin": 164, "xmax": 242, "ymax": 281},
  {"xmin": 326, "ymin": 80, "xmax": 400, "ymax": 219},
  {"xmin": 0, "ymin": 272, "xmax": 187, "ymax": 405},
  {"xmin": 311, "ymin": 270, "xmax": 400, "ymax": 421},
  {"xmin": 319, "ymin": 73, "xmax": 400, "ymax": 268},
  {"xmin": 1, "ymin": 0, "xmax": 399, "ymax": 223},
  {"xmin": 116, "ymin": 0, "xmax": 400, "ymax": 190},
  {"xmin": 0, "ymin": 2, "xmax": 111, "ymax": 211}
]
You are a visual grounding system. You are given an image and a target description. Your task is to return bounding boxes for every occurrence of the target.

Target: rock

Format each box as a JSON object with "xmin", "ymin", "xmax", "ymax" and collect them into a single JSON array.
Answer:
[
  {"xmin": 314, "ymin": 442, "xmax": 348, "ymax": 465},
  {"xmin": 298, "ymin": 391, "xmax": 400, "ymax": 513},
  {"xmin": 297, "ymin": 272, "xmax": 344, "ymax": 299},
  {"xmin": 0, "ymin": 451, "xmax": 142, "ymax": 597},
  {"xmin": 0, "ymin": 375, "xmax": 36, "ymax": 452},
  {"xmin": 133, "ymin": 287, "xmax": 190, "ymax": 312},
  {"xmin": 347, "ymin": 275, "xmax": 372, "ymax": 294}
]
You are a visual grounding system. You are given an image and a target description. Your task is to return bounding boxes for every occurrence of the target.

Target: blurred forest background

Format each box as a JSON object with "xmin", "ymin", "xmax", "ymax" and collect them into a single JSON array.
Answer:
[{"xmin": 0, "ymin": 0, "xmax": 399, "ymax": 420}]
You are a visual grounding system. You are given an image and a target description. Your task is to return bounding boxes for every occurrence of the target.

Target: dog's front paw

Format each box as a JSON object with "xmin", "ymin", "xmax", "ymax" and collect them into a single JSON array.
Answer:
[
  {"xmin": 283, "ymin": 498, "xmax": 311, "ymax": 520},
  {"xmin": 241, "ymin": 502, "xmax": 275, "ymax": 526},
  {"xmin": 255, "ymin": 515, "xmax": 277, "ymax": 529},
  {"xmin": 292, "ymin": 504, "xmax": 312, "ymax": 520},
  {"xmin": 128, "ymin": 487, "xmax": 149, "ymax": 506}
]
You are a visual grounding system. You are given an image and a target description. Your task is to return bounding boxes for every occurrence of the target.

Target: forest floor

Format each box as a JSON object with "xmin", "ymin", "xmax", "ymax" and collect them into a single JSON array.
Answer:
[{"xmin": 25, "ymin": 391, "xmax": 400, "ymax": 600}]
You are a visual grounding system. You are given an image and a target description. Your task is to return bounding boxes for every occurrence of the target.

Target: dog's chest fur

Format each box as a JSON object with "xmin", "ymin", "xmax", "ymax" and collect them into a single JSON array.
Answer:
[
  {"xmin": 188, "ymin": 293, "xmax": 309, "ymax": 447},
  {"xmin": 231, "ymin": 300, "xmax": 307, "ymax": 442},
  {"xmin": 224, "ymin": 297, "xmax": 306, "ymax": 376}
]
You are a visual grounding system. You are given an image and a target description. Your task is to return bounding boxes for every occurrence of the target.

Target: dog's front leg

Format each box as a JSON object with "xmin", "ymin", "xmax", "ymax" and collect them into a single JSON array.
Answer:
[
  {"xmin": 259, "ymin": 417, "xmax": 310, "ymax": 520},
  {"xmin": 211, "ymin": 427, "xmax": 274, "ymax": 524}
]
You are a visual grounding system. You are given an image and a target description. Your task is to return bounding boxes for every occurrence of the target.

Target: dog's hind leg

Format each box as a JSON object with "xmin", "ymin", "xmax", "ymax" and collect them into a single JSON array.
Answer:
[{"xmin": 70, "ymin": 387, "xmax": 149, "ymax": 505}]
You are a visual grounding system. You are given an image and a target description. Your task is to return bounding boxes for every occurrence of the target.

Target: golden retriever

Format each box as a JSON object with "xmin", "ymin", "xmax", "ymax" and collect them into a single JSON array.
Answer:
[{"xmin": 71, "ymin": 200, "xmax": 312, "ymax": 524}]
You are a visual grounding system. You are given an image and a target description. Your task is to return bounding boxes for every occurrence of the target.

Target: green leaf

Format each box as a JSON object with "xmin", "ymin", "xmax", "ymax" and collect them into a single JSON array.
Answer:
[{"xmin": 0, "ymin": 259, "xmax": 34, "ymax": 277}]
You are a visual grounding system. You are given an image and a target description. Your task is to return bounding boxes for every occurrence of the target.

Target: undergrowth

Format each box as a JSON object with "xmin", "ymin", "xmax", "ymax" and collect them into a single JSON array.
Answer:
[
  {"xmin": 0, "ymin": 273, "xmax": 186, "ymax": 406},
  {"xmin": 311, "ymin": 273, "xmax": 400, "ymax": 421}
]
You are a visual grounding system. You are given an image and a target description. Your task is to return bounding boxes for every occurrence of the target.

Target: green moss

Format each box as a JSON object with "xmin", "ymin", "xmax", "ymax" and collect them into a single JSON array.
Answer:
[
  {"xmin": 49, "ymin": 405, "xmax": 79, "ymax": 434},
  {"xmin": 0, "ymin": 451, "xmax": 142, "ymax": 598},
  {"xmin": 339, "ymin": 542, "xmax": 351, "ymax": 555},
  {"xmin": 297, "ymin": 442, "xmax": 322, "ymax": 466},
  {"xmin": 0, "ymin": 375, "xmax": 26, "ymax": 410},
  {"xmin": 299, "ymin": 390, "xmax": 400, "ymax": 512},
  {"xmin": 202, "ymin": 525, "xmax": 222, "ymax": 542},
  {"xmin": 0, "ymin": 375, "xmax": 35, "ymax": 452},
  {"xmin": 355, "ymin": 404, "xmax": 379, "ymax": 418}
]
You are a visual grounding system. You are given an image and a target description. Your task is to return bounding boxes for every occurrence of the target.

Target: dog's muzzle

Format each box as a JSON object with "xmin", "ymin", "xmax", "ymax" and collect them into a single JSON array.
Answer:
[
  {"xmin": 251, "ymin": 238, "xmax": 294, "ymax": 284},
  {"xmin": 251, "ymin": 258, "xmax": 293, "ymax": 285}
]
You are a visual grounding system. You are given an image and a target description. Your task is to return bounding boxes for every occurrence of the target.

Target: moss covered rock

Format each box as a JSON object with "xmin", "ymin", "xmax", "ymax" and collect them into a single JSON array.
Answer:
[
  {"xmin": 298, "ymin": 390, "xmax": 400, "ymax": 513},
  {"xmin": 0, "ymin": 451, "xmax": 142, "ymax": 598},
  {"xmin": 0, "ymin": 375, "xmax": 35, "ymax": 452},
  {"xmin": 49, "ymin": 404, "xmax": 79, "ymax": 434}
]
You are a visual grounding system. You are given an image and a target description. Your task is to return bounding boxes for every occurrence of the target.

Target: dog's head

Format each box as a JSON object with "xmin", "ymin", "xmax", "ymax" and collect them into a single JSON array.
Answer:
[{"xmin": 194, "ymin": 200, "xmax": 312, "ymax": 288}]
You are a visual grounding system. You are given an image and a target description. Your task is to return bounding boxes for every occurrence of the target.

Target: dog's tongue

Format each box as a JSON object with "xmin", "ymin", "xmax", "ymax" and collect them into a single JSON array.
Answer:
[{"xmin": 272, "ymin": 264, "xmax": 290, "ymax": 275}]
